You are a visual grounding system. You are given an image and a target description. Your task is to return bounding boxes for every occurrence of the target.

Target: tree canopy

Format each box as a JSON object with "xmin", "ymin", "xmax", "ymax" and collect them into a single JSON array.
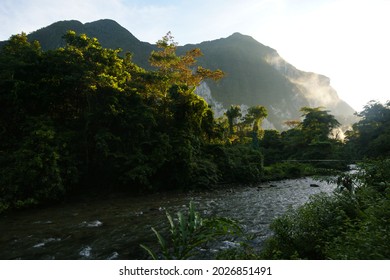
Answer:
[
  {"xmin": 0, "ymin": 32, "xmax": 263, "ymax": 212},
  {"xmin": 1, "ymin": 31, "xmax": 385, "ymax": 214},
  {"xmin": 345, "ymin": 100, "xmax": 390, "ymax": 159}
]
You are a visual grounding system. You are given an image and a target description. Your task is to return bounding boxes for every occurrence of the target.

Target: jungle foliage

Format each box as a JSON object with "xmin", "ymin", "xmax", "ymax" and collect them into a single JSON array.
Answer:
[
  {"xmin": 261, "ymin": 159, "xmax": 390, "ymax": 259},
  {"xmin": 0, "ymin": 31, "xmax": 387, "ymax": 212},
  {"xmin": 1, "ymin": 31, "xmax": 388, "ymax": 260},
  {"xmin": 259, "ymin": 103, "xmax": 390, "ymax": 259},
  {"xmin": 142, "ymin": 101, "xmax": 390, "ymax": 260},
  {"xmin": 0, "ymin": 32, "xmax": 266, "ymax": 212}
]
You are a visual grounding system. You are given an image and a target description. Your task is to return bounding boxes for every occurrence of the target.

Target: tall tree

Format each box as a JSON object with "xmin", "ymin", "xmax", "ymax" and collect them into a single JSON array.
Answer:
[
  {"xmin": 300, "ymin": 107, "xmax": 341, "ymax": 143},
  {"xmin": 148, "ymin": 32, "xmax": 223, "ymax": 96},
  {"xmin": 144, "ymin": 33, "xmax": 225, "ymax": 188},
  {"xmin": 225, "ymin": 105, "xmax": 242, "ymax": 135},
  {"xmin": 246, "ymin": 106, "xmax": 268, "ymax": 130},
  {"xmin": 279, "ymin": 107, "xmax": 341, "ymax": 160},
  {"xmin": 345, "ymin": 100, "xmax": 390, "ymax": 158},
  {"xmin": 245, "ymin": 105, "xmax": 268, "ymax": 148}
]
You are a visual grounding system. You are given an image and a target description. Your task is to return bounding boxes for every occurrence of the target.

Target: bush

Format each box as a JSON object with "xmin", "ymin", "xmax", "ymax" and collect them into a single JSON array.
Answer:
[
  {"xmin": 261, "ymin": 160, "xmax": 390, "ymax": 259},
  {"xmin": 141, "ymin": 201, "xmax": 243, "ymax": 259},
  {"xmin": 261, "ymin": 193, "xmax": 356, "ymax": 259},
  {"xmin": 263, "ymin": 162, "xmax": 310, "ymax": 181},
  {"xmin": 325, "ymin": 192, "xmax": 390, "ymax": 259},
  {"xmin": 206, "ymin": 144, "xmax": 264, "ymax": 183},
  {"xmin": 188, "ymin": 157, "xmax": 220, "ymax": 188}
]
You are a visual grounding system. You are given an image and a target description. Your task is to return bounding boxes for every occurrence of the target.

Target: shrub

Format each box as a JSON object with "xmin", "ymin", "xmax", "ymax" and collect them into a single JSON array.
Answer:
[
  {"xmin": 261, "ymin": 159, "xmax": 390, "ymax": 259},
  {"xmin": 141, "ymin": 201, "xmax": 243, "ymax": 259},
  {"xmin": 205, "ymin": 144, "xmax": 264, "ymax": 183},
  {"xmin": 325, "ymin": 193, "xmax": 390, "ymax": 259},
  {"xmin": 261, "ymin": 193, "xmax": 356, "ymax": 259},
  {"xmin": 263, "ymin": 162, "xmax": 310, "ymax": 181}
]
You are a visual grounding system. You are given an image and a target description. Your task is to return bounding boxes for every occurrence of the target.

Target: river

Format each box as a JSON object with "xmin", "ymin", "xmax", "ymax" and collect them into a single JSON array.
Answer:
[{"xmin": 0, "ymin": 177, "xmax": 336, "ymax": 259}]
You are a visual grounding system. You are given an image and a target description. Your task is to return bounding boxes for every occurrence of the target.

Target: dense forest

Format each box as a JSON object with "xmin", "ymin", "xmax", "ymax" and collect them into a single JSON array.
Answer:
[
  {"xmin": 0, "ymin": 31, "xmax": 347, "ymax": 211},
  {"xmin": 0, "ymin": 31, "xmax": 389, "ymax": 259}
]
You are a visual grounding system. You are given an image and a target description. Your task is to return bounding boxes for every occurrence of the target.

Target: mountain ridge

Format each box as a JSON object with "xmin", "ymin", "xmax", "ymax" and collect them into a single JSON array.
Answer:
[
  {"xmin": 1, "ymin": 19, "xmax": 356, "ymax": 129},
  {"xmin": 23, "ymin": 19, "xmax": 155, "ymax": 68}
]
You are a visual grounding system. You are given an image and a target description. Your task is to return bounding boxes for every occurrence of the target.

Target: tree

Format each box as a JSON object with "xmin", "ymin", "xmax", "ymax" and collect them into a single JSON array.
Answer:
[
  {"xmin": 284, "ymin": 120, "xmax": 300, "ymax": 129},
  {"xmin": 300, "ymin": 107, "xmax": 341, "ymax": 142},
  {"xmin": 148, "ymin": 32, "xmax": 223, "ymax": 98},
  {"xmin": 345, "ymin": 100, "xmax": 390, "ymax": 159},
  {"xmin": 144, "ymin": 33, "xmax": 226, "ymax": 189},
  {"xmin": 0, "ymin": 30, "xmax": 268, "ymax": 212},
  {"xmin": 0, "ymin": 33, "xmax": 42, "ymax": 139},
  {"xmin": 225, "ymin": 105, "xmax": 242, "ymax": 135},
  {"xmin": 245, "ymin": 105, "xmax": 268, "ymax": 148},
  {"xmin": 260, "ymin": 130, "xmax": 283, "ymax": 164},
  {"xmin": 277, "ymin": 107, "xmax": 342, "ymax": 161},
  {"xmin": 146, "ymin": 32, "xmax": 224, "ymax": 138},
  {"xmin": 246, "ymin": 106, "xmax": 268, "ymax": 131}
]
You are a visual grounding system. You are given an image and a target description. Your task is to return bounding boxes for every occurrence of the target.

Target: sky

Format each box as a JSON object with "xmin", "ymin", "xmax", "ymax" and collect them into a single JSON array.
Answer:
[{"xmin": 1, "ymin": 0, "xmax": 389, "ymax": 112}]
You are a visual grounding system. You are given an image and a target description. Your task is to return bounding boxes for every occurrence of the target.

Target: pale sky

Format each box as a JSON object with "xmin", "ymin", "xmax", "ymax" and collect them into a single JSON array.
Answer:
[{"xmin": 1, "ymin": 0, "xmax": 389, "ymax": 111}]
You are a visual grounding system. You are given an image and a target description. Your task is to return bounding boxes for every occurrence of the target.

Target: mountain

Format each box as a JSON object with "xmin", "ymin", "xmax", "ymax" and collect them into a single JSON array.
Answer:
[
  {"xmin": 1, "ymin": 19, "xmax": 356, "ymax": 129},
  {"xmin": 26, "ymin": 19, "xmax": 155, "ymax": 68},
  {"xmin": 180, "ymin": 33, "xmax": 356, "ymax": 129}
]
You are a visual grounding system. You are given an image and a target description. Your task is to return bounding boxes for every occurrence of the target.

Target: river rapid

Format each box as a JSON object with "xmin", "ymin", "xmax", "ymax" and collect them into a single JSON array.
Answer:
[{"xmin": 0, "ymin": 177, "xmax": 336, "ymax": 259}]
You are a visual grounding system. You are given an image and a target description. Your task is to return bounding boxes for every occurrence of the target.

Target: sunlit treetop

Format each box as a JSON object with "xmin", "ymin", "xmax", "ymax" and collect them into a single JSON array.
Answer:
[{"xmin": 149, "ymin": 32, "xmax": 224, "ymax": 89}]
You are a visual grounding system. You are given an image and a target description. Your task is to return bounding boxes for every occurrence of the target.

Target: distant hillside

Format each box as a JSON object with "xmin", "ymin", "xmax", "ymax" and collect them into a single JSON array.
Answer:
[
  {"xmin": 180, "ymin": 32, "xmax": 356, "ymax": 128},
  {"xmin": 179, "ymin": 33, "xmax": 308, "ymax": 128},
  {"xmin": 27, "ymin": 19, "xmax": 155, "ymax": 68},
  {"xmin": 1, "ymin": 19, "xmax": 356, "ymax": 129}
]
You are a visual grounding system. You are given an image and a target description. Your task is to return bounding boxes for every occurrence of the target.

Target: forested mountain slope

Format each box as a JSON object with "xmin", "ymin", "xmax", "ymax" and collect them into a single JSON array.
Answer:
[{"xmin": 1, "ymin": 19, "xmax": 356, "ymax": 129}]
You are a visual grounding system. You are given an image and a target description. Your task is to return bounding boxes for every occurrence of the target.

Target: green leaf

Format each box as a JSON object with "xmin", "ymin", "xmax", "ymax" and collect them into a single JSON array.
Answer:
[{"xmin": 139, "ymin": 244, "xmax": 158, "ymax": 260}]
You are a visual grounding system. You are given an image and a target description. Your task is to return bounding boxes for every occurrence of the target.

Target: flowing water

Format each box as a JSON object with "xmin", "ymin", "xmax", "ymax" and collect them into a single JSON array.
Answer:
[{"xmin": 0, "ymin": 177, "xmax": 336, "ymax": 259}]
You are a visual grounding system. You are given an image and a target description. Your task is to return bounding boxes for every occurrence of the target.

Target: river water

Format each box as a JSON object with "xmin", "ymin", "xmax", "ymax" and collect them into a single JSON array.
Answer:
[{"xmin": 0, "ymin": 177, "xmax": 336, "ymax": 260}]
